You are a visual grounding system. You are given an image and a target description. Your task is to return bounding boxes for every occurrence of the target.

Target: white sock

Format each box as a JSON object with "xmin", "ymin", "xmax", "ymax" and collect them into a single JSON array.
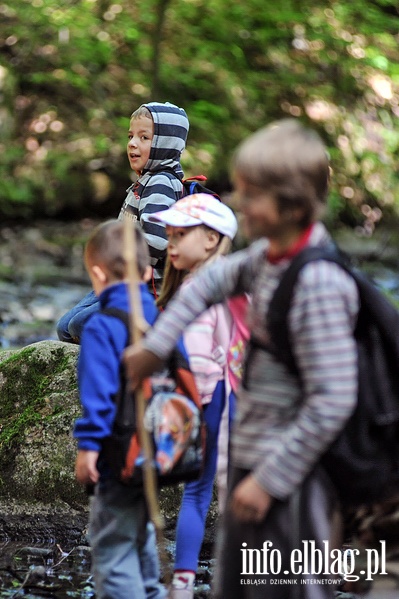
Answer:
[{"xmin": 172, "ymin": 571, "xmax": 196, "ymax": 589}]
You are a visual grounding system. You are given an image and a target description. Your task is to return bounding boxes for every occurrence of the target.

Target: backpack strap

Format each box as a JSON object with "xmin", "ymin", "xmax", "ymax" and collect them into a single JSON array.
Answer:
[
  {"xmin": 155, "ymin": 167, "xmax": 206, "ymax": 185},
  {"xmin": 99, "ymin": 307, "xmax": 135, "ymax": 407},
  {"xmin": 261, "ymin": 244, "xmax": 348, "ymax": 376},
  {"xmin": 100, "ymin": 306, "xmax": 130, "ymax": 329},
  {"xmin": 153, "ymin": 166, "xmax": 182, "ymax": 178},
  {"xmin": 264, "ymin": 244, "xmax": 399, "ymax": 415},
  {"xmin": 150, "ymin": 166, "xmax": 182, "ymax": 185}
]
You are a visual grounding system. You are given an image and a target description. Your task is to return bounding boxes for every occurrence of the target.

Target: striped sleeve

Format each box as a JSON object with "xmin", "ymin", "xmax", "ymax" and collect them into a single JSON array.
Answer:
[
  {"xmin": 142, "ymin": 240, "xmax": 267, "ymax": 359},
  {"xmin": 254, "ymin": 260, "xmax": 359, "ymax": 499},
  {"xmin": 138, "ymin": 174, "xmax": 182, "ymax": 264}
]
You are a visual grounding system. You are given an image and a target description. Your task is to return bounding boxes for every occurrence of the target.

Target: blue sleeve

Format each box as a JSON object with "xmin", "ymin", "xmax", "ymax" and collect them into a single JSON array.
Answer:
[{"xmin": 73, "ymin": 317, "xmax": 127, "ymax": 451}]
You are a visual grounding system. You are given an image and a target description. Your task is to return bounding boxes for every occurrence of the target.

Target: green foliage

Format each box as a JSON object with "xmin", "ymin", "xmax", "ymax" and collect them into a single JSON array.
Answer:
[{"xmin": 1, "ymin": 0, "xmax": 399, "ymax": 226}]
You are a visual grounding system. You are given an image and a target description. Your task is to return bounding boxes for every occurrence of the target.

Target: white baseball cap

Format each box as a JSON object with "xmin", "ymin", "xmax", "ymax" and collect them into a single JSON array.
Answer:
[{"xmin": 149, "ymin": 193, "xmax": 238, "ymax": 240}]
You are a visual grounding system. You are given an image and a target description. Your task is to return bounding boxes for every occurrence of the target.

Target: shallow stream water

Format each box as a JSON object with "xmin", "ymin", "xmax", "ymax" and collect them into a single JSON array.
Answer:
[
  {"xmin": 0, "ymin": 540, "xmax": 214, "ymax": 598},
  {"xmin": 1, "ymin": 220, "xmax": 399, "ymax": 349},
  {"xmin": 0, "ymin": 541, "xmax": 93, "ymax": 598}
]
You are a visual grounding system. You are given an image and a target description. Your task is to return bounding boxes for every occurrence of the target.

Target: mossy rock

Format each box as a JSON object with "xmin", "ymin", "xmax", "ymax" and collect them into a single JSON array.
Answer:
[
  {"xmin": 0, "ymin": 340, "xmax": 217, "ymax": 530},
  {"xmin": 0, "ymin": 340, "xmax": 87, "ymax": 506}
]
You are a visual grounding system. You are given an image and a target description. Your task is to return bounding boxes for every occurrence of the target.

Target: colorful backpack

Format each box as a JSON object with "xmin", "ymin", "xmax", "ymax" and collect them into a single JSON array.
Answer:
[
  {"xmin": 100, "ymin": 308, "xmax": 206, "ymax": 487},
  {"xmin": 226, "ymin": 294, "xmax": 251, "ymax": 393}
]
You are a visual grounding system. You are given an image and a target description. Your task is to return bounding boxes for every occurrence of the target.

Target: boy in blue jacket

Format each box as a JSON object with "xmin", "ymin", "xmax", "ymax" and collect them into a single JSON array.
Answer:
[
  {"xmin": 57, "ymin": 101, "xmax": 189, "ymax": 342},
  {"xmin": 74, "ymin": 218, "xmax": 166, "ymax": 599}
]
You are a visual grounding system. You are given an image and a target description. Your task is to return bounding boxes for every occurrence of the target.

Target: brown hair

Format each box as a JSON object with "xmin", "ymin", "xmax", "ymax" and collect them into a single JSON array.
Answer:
[
  {"xmin": 130, "ymin": 105, "xmax": 153, "ymax": 120},
  {"xmin": 85, "ymin": 219, "xmax": 150, "ymax": 280},
  {"xmin": 156, "ymin": 226, "xmax": 232, "ymax": 310},
  {"xmin": 232, "ymin": 119, "xmax": 330, "ymax": 227}
]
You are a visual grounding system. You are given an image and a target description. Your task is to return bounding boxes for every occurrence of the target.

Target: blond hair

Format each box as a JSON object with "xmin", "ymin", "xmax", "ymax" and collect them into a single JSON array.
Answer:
[
  {"xmin": 156, "ymin": 226, "xmax": 232, "ymax": 310},
  {"xmin": 232, "ymin": 119, "xmax": 329, "ymax": 227},
  {"xmin": 85, "ymin": 219, "xmax": 150, "ymax": 280}
]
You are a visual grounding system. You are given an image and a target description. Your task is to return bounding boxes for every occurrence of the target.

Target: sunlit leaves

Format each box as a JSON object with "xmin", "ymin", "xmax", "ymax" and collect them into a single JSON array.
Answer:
[{"xmin": 0, "ymin": 0, "xmax": 398, "ymax": 223}]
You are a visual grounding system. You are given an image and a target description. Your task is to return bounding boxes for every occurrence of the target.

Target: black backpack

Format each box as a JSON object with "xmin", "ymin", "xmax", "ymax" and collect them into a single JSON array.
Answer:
[
  {"xmin": 157, "ymin": 167, "xmax": 221, "ymax": 200},
  {"xmin": 99, "ymin": 308, "xmax": 206, "ymax": 487},
  {"xmin": 263, "ymin": 245, "xmax": 399, "ymax": 509}
]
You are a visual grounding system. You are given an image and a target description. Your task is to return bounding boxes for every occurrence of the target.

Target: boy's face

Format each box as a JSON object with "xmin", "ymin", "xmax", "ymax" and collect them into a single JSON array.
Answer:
[
  {"xmin": 234, "ymin": 175, "xmax": 283, "ymax": 241},
  {"xmin": 127, "ymin": 115, "xmax": 154, "ymax": 174}
]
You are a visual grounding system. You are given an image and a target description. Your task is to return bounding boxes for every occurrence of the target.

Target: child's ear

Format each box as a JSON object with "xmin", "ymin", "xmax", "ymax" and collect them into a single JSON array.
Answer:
[
  {"xmin": 205, "ymin": 229, "xmax": 221, "ymax": 250},
  {"xmin": 142, "ymin": 265, "xmax": 153, "ymax": 283},
  {"xmin": 90, "ymin": 264, "xmax": 108, "ymax": 285}
]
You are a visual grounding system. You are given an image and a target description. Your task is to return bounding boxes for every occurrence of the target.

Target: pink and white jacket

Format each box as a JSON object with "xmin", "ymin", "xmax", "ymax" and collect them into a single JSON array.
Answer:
[
  {"xmin": 182, "ymin": 274, "xmax": 250, "ymax": 509},
  {"xmin": 182, "ymin": 287, "xmax": 249, "ymax": 405}
]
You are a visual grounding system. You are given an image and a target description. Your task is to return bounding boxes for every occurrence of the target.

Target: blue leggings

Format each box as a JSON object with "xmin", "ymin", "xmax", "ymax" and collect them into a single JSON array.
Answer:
[{"xmin": 174, "ymin": 381, "xmax": 235, "ymax": 571}]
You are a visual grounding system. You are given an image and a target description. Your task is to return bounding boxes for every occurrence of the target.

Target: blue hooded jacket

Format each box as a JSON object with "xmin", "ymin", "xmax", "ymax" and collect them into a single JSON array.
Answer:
[{"xmin": 74, "ymin": 281, "xmax": 158, "ymax": 452}]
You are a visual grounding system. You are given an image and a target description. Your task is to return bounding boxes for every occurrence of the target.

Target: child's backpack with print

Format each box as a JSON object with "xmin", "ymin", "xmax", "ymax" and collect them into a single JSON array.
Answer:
[
  {"xmin": 265, "ymin": 245, "xmax": 399, "ymax": 510},
  {"xmin": 226, "ymin": 294, "xmax": 251, "ymax": 393},
  {"xmin": 100, "ymin": 308, "xmax": 206, "ymax": 487}
]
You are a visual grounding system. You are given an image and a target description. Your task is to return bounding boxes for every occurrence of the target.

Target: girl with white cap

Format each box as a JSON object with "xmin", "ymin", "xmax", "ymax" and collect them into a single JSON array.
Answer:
[{"xmin": 150, "ymin": 193, "xmax": 249, "ymax": 599}]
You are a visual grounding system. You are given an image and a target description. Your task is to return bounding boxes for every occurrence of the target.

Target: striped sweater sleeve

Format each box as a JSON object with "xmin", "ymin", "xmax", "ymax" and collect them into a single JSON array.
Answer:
[
  {"xmin": 142, "ymin": 240, "xmax": 267, "ymax": 359},
  {"xmin": 253, "ymin": 260, "xmax": 359, "ymax": 499},
  {"xmin": 138, "ymin": 173, "xmax": 182, "ymax": 264}
]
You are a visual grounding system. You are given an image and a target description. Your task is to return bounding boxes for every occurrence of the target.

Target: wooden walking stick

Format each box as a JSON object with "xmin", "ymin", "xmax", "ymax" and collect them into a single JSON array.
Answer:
[{"xmin": 122, "ymin": 217, "xmax": 169, "ymax": 570}]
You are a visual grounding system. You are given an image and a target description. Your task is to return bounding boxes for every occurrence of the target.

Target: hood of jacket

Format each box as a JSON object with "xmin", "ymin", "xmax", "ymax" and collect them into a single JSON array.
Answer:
[{"xmin": 141, "ymin": 102, "xmax": 189, "ymax": 177}]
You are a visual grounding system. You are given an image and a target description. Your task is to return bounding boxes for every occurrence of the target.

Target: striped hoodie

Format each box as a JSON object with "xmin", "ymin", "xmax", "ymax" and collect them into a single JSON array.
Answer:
[
  {"xmin": 141, "ymin": 223, "xmax": 360, "ymax": 501},
  {"xmin": 118, "ymin": 102, "xmax": 189, "ymax": 291}
]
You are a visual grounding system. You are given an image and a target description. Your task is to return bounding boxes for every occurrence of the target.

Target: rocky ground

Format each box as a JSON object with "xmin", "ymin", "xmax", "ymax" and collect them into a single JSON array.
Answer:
[{"xmin": 0, "ymin": 499, "xmax": 88, "ymax": 545}]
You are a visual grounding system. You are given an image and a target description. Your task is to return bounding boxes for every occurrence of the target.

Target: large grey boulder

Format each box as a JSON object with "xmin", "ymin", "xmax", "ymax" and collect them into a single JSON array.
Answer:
[{"xmin": 0, "ymin": 340, "xmax": 86, "ymax": 506}]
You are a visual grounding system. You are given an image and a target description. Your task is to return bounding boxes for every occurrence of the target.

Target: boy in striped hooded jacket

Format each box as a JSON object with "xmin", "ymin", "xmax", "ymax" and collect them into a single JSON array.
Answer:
[
  {"xmin": 56, "ymin": 101, "xmax": 189, "ymax": 343},
  {"xmin": 120, "ymin": 101, "xmax": 189, "ymax": 296}
]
